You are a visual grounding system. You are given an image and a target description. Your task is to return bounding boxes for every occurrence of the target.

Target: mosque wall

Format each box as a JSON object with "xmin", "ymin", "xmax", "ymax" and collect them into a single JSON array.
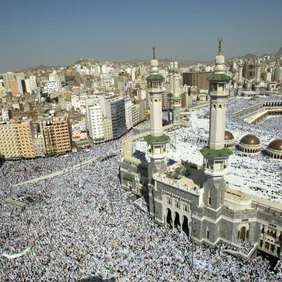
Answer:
[{"xmin": 218, "ymin": 218, "xmax": 234, "ymax": 242}]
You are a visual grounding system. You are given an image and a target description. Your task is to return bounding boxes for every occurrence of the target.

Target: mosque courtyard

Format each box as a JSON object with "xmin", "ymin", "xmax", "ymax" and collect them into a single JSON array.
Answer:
[{"xmin": 135, "ymin": 98, "xmax": 282, "ymax": 204}]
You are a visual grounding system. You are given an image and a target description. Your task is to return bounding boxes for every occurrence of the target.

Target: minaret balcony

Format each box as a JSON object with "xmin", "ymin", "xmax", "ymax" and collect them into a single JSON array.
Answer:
[
  {"xmin": 144, "ymin": 134, "xmax": 170, "ymax": 145},
  {"xmin": 148, "ymin": 151, "xmax": 168, "ymax": 160},
  {"xmin": 210, "ymin": 90, "xmax": 228, "ymax": 97},
  {"xmin": 204, "ymin": 167, "xmax": 228, "ymax": 177},
  {"xmin": 149, "ymin": 88, "xmax": 164, "ymax": 95}
]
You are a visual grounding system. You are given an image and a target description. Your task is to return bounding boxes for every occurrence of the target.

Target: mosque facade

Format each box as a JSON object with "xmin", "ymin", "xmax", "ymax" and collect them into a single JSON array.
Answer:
[{"xmin": 119, "ymin": 42, "xmax": 282, "ymax": 259}]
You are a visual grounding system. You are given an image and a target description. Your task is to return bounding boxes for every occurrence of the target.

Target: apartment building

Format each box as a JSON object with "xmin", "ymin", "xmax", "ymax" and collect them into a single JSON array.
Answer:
[
  {"xmin": 124, "ymin": 98, "xmax": 133, "ymax": 130},
  {"xmin": 88, "ymin": 102, "xmax": 104, "ymax": 141},
  {"xmin": 0, "ymin": 120, "xmax": 35, "ymax": 159},
  {"xmin": 40, "ymin": 114, "xmax": 72, "ymax": 155},
  {"xmin": 182, "ymin": 72, "xmax": 212, "ymax": 90},
  {"xmin": 136, "ymin": 99, "xmax": 146, "ymax": 123},
  {"xmin": 100, "ymin": 95, "xmax": 127, "ymax": 139}
]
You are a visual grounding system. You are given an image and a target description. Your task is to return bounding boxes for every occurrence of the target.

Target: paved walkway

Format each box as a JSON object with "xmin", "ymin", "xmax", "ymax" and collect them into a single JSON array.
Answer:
[{"xmin": 12, "ymin": 151, "xmax": 120, "ymax": 187}]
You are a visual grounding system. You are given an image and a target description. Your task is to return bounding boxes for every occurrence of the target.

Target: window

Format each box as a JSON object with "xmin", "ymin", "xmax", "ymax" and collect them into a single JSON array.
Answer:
[
  {"xmin": 208, "ymin": 197, "xmax": 211, "ymax": 205},
  {"xmin": 206, "ymin": 230, "xmax": 210, "ymax": 239}
]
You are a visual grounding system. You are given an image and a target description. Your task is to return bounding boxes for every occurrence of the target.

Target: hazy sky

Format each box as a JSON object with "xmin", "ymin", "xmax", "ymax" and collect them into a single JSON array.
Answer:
[{"xmin": 1, "ymin": 0, "xmax": 282, "ymax": 72}]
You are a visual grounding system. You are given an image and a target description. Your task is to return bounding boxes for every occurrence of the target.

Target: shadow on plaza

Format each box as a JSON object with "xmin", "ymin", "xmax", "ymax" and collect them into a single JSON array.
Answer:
[{"xmin": 79, "ymin": 276, "xmax": 117, "ymax": 282}]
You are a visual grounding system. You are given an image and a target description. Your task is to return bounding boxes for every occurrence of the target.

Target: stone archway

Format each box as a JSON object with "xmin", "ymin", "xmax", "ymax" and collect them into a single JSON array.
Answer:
[
  {"xmin": 240, "ymin": 226, "xmax": 246, "ymax": 240},
  {"xmin": 174, "ymin": 212, "xmax": 180, "ymax": 230},
  {"xmin": 182, "ymin": 215, "xmax": 189, "ymax": 237},
  {"xmin": 166, "ymin": 208, "xmax": 173, "ymax": 228}
]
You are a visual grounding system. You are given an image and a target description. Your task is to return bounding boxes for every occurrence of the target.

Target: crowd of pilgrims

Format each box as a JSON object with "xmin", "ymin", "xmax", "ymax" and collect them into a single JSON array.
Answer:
[
  {"xmin": 0, "ymin": 97, "xmax": 282, "ymax": 281},
  {"xmin": 226, "ymin": 96, "xmax": 282, "ymax": 141}
]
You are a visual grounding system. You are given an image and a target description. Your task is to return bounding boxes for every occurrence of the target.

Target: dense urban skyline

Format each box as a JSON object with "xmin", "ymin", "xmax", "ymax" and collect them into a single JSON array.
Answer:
[{"xmin": 1, "ymin": 0, "xmax": 282, "ymax": 72}]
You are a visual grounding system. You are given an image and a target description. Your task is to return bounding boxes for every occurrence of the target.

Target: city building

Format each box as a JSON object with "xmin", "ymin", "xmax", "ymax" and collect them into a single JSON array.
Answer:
[
  {"xmin": 40, "ymin": 114, "xmax": 72, "ymax": 155},
  {"xmin": 87, "ymin": 98, "xmax": 105, "ymax": 142},
  {"xmin": 124, "ymin": 98, "xmax": 133, "ymax": 130},
  {"xmin": 46, "ymin": 71, "xmax": 61, "ymax": 94},
  {"xmin": 0, "ymin": 119, "xmax": 35, "ymax": 159},
  {"xmin": 243, "ymin": 60, "xmax": 256, "ymax": 80},
  {"xmin": 100, "ymin": 95, "xmax": 127, "ymax": 139},
  {"xmin": 11, "ymin": 79, "xmax": 19, "ymax": 96},
  {"xmin": 2, "ymin": 72, "xmax": 15, "ymax": 90},
  {"xmin": 182, "ymin": 72, "xmax": 212, "ymax": 90}
]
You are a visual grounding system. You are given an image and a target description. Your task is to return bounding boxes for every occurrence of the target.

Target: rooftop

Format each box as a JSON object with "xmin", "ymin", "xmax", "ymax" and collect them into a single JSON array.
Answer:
[
  {"xmin": 146, "ymin": 74, "xmax": 164, "ymax": 82},
  {"xmin": 200, "ymin": 147, "xmax": 232, "ymax": 158},
  {"xmin": 144, "ymin": 134, "xmax": 170, "ymax": 144},
  {"xmin": 207, "ymin": 73, "xmax": 231, "ymax": 82}
]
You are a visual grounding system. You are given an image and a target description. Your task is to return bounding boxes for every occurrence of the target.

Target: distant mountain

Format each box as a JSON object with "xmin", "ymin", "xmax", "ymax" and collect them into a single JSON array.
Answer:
[
  {"xmin": 20, "ymin": 64, "xmax": 61, "ymax": 72},
  {"xmin": 243, "ymin": 53, "xmax": 256, "ymax": 59},
  {"xmin": 275, "ymin": 47, "xmax": 282, "ymax": 56}
]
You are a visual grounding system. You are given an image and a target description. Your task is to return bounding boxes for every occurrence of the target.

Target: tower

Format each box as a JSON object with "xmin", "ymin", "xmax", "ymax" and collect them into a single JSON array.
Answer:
[
  {"xmin": 200, "ymin": 39, "xmax": 232, "ymax": 210},
  {"xmin": 145, "ymin": 47, "xmax": 170, "ymax": 173},
  {"xmin": 144, "ymin": 47, "xmax": 170, "ymax": 217},
  {"xmin": 237, "ymin": 59, "xmax": 243, "ymax": 96},
  {"xmin": 254, "ymin": 58, "xmax": 261, "ymax": 93},
  {"xmin": 168, "ymin": 61, "xmax": 174, "ymax": 124},
  {"xmin": 171, "ymin": 60, "xmax": 181, "ymax": 123}
]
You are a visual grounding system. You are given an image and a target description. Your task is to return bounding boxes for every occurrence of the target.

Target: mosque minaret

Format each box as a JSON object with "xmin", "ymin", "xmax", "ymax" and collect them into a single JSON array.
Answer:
[
  {"xmin": 144, "ymin": 47, "xmax": 170, "ymax": 174},
  {"xmin": 254, "ymin": 58, "xmax": 261, "ymax": 93},
  {"xmin": 168, "ymin": 61, "xmax": 174, "ymax": 124},
  {"xmin": 237, "ymin": 59, "xmax": 243, "ymax": 96},
  {"xmin": 171, "ymin": 60, "xmax": 181, "ymax": 123},
  {"xmin": 201, "ymin": 38, "xmax": 232, "ymax": 210}
]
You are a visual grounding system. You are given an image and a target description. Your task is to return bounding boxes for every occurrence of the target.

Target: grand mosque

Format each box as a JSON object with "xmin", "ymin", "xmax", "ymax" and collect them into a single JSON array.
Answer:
[{"xmin": 119, "ymin": 40, "xmax": 282, "ymax": 259}]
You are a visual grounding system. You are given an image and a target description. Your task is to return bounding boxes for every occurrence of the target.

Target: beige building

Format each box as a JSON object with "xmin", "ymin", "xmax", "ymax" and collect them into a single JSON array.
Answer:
[
  {"xmin": 40, "ymin": 114, "xmax": 72, "ymax": 155},
  {"xmin": 182, "ymin": 72, "xmax": 212, "ymax": 90},
  {"xmin": 0, "ymin": 120, "xmax": 35, "ymax": 159},
  {"xmin": 103, "ymin": 117, "xmax": 113, "ymax": 141}
]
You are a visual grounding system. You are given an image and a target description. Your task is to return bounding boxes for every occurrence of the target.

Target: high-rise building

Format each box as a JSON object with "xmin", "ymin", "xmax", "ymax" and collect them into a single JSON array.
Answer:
[
  {"xmin": 25, "ymin": 78, "xmax": 32, "ymax": 94},
  {"xmin": 100, "ymin": 95, "xmax": 127, "ymax": 139},
  {"xmin": 243, "ymin": 60, "xmax": 256, "ymax": 79},
  {"xmin": 40, "ymin": 114, "xmax": 72, "ymax": 155},
  {"xmin": 46, "ymin": 71, "xmax": 61, "ymax": 94},
  {"xmin": 0, "ymin": 120, "xmax": 36, "ymax": 159},
  {"xmin": 29, "ymin": 76, "xmax": 37, "ymax": 91},
  {"xmin": 182, "ymin": 72, "xmax": 212, "ymax": 90},
  {"xmin": 88, "ymin": 101, "xmax": 104, "ymax": 141},
  {"xmin": 11, "ymin": 79, "xmax": 19, "ymax": 96},
  {"xmin": 136, "ymin": 99, "xmax": 147, "ymax": 124},
  {"xmin": 2, "ymin": 72, "xmax": 15, "ymax": 90},
  {"xmin": 124, "ymin": 98, "xmax": 133, "ymax": 130}
]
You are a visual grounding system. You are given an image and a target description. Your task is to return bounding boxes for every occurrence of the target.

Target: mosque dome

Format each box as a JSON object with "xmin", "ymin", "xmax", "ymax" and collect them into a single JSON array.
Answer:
[
  {"xmin": 240, "ymin": 134, "xmax": 260, "ymax": 145},
  {"xmin": 225, "ymin": 131, "xmax": 234, "ymax": 141},
  {"xmin": 268, "ymin": 139, "xmax": 282, "ymax": 151}
]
